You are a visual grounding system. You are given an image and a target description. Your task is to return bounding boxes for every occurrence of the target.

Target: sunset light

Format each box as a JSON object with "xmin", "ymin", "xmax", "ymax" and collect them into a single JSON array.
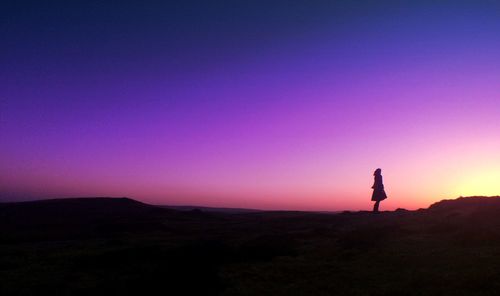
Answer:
[{"xmin": 1, "ymin": 1, "xmax": 499, "ymax": 211}]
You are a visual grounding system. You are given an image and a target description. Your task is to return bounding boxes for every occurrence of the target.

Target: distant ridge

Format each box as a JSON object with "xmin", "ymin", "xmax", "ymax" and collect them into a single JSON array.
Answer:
[{"xmin": 160, "ymin": 205, "xmax": 262, "ymax": 213}]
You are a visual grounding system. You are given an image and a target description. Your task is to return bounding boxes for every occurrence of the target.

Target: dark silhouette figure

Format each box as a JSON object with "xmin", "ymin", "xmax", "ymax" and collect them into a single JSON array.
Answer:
[{"xmin": 371, "ymin": 168, "xmax": 387, "ymax": 212}]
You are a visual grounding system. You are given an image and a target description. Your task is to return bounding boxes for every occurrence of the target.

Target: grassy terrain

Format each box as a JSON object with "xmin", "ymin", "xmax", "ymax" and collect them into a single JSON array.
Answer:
[{"xmin": 2, "ymin": 197, "xmax": 500, "ymax": 295}]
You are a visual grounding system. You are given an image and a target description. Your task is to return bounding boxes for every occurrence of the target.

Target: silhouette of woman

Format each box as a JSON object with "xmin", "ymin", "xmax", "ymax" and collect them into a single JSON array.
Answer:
[{"xmin": 371, "ymin": 168, "xmax": 387, "ymax": 212}]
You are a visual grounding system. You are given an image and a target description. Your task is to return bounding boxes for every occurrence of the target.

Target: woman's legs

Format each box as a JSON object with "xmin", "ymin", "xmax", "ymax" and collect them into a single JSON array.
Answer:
[{"xmin": 373, "ymin": 200, "xmax": 380, "ymax": 212}]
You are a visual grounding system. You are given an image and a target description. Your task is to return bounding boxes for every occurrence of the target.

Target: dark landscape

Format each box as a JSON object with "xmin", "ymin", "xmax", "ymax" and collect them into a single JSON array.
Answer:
[{"xmin": 2, "ymin": 196, "xmax": 500, "ymax": 295}]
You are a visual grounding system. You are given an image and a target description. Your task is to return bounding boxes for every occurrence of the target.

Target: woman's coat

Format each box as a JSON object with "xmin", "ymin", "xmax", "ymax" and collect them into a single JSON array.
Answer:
[{"xmin": 371, "ymin": 174, "xmax": 387, "ymax": 201}]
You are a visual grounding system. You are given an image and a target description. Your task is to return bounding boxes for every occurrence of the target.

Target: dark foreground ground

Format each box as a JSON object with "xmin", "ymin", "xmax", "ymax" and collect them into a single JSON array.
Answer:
[{"xmin": 2, "ymin": 196, "xmax": 500, "ymax": 295}]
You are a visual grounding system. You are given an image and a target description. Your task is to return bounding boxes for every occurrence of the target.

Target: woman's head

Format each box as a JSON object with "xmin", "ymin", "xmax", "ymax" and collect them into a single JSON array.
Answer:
[{"xmin": 374, "ymin": 168, "xmax": 382, "ymax": 176}]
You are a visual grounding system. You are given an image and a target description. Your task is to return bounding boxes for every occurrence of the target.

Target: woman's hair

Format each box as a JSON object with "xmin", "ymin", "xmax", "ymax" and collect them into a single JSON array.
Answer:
[{"xmin": 374, "ymin": 168, "xmax": 382, "ymax": 175}]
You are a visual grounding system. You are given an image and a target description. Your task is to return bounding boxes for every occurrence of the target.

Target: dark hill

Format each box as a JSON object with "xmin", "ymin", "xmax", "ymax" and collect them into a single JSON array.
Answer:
[
  {"xmin": 0, "ymin": 197, "xmax": 165, "ymax": 217},
  {"xmin": 428, "ymin": 196, "xmax": 500, "ymax": 214},
  {"xmin": 0, "ymin": 197, "xmax": 183, "ymax": 242},
  {"xmin": 0, "ymin": 197, "xmax": 174, "ymax": 225},
  {"xmin": 423, "ymin": 196, "xmax": 500, "ymax": 237}
]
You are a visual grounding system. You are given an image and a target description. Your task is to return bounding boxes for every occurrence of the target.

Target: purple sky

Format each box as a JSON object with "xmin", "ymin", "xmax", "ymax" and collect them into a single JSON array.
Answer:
[{"xmin": 1, "ymin": 1, "xmax": 500, "ymax": 210}]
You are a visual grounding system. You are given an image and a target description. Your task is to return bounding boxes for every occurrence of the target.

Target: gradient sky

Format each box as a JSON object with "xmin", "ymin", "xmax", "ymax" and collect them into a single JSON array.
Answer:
[{"xmin": 1, "ymin": 0, "xmax": 500, "ymax": 210}]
